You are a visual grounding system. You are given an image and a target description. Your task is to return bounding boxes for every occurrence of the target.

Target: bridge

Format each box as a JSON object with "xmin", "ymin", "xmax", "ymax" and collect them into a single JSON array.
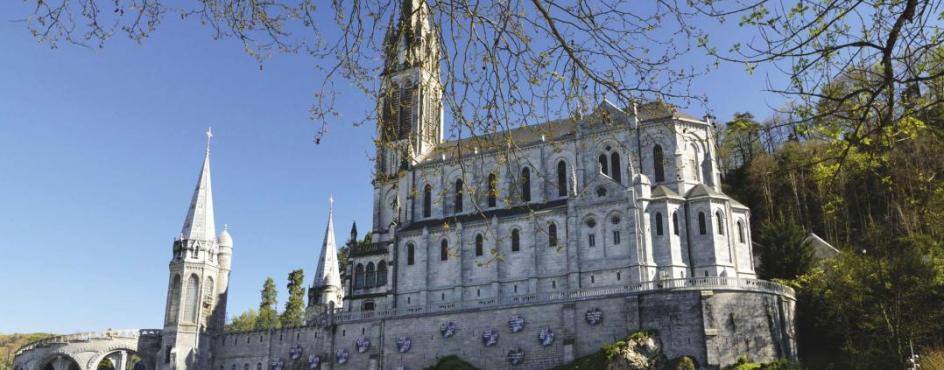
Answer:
[{"xmin": 13, "ymin": 330, "xmax": 162, "ymax": 370}]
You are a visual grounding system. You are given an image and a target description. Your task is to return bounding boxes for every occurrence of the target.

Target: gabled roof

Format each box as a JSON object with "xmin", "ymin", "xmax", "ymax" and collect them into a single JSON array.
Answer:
[{"xmin": 650, "ymin": 185, "xmax": 684, "ymax": 200}]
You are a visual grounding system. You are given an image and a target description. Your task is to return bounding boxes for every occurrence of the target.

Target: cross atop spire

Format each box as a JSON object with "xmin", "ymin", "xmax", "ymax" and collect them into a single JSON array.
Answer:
[{"xmin": 205, "ymin": 127, "xmax": 213, "ymax": 153}]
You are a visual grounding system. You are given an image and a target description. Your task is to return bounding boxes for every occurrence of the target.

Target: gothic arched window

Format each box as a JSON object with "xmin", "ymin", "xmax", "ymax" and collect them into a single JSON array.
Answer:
[
  {"xmin": 454, "ymin": 179, "xmax": 463, "ymax": 213},
  {"xmin": 698, "ymin": 212, "xmax": 707, "ymax": 235},
  {"xmin": 475, "ymin": 234, "xmax": 484, "ymax": 256},
  {"xmin": 737, "ymin": 221, "xmax": 745, "ymax": 243},
  {"xmin": 655, "ymin": 212, "xmax": 664, "ymax": 236},
  {"xmin": 521, "ymin": 168, "xmax": 531, "ymax": 202},
  {"xmin": 423, "ymin": 184, "xmax": 432, "ymax": 218},
  {"xmin": 511, "ymin": 229, "xmax": 520, "ymax": 252},
  {"xmin": 653, "ymin": 145, "xmax": 665, "ymax": 182},
  {"xmin": 406, "ymin": 243, "xmax": 415, "ymax": 266},
  {"xmin": 599, "ymin": 154, "xmax": 609, "ymax": 175},
  {"xmin": 672, "ymin": 212, "xmax": 680, "ymax": 235},
  {"xmin": 487, "ymin": 173, "xmax": 498, "ymax": 207},
  {"xmin": 716, "ymin": 211, "xmax": 725, "ymax": 235},
  {"xmin": 184, "ymin": 274, "xmax": 200, "ymax": 323},
  {"xmin": 548, "ymin": 223, "xmax": 558, "ymax": 247},
  {"xmin": 168, "ymin": 274, "xmax": 181, "ymax": 324},
  {"xmin": 440, "ymin": 239, "xmax": 449, "ymax": 261},
  {"xmin": 611, "ymin": 152, "xmax": 622, "ymax": 183},
  {"xmin": 377, "ymin": 261, "xmax": 388, "ymax": 286},
  {"xmin": 354, "ymin": 264, "xmax": 365, "ymax": 289},
  {"xmin": 365, "ymin": 262, "xmax": 376, "ymax": 288},
  {"xmin": 557, "ymin": 161, "xmax": 568, "ymax": 197}
]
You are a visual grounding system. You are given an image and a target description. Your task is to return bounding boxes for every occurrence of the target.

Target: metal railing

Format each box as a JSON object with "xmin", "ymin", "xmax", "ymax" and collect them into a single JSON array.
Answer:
[{"xmin": 327, "ymin": 277, "xmax": 794, "ymax": 324}]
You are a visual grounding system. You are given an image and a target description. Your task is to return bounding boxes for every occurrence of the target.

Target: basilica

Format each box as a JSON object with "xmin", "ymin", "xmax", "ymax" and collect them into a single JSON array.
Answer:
[{"xmin": 13, "ymin": 1, "xmax": 796, "ymax": 369}]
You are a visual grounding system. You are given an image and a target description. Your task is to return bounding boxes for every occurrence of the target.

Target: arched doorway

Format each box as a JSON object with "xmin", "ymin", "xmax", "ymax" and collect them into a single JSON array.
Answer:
[{"xmin": 42, "ymin": 356, "xmax": 81, "ymax": 370}]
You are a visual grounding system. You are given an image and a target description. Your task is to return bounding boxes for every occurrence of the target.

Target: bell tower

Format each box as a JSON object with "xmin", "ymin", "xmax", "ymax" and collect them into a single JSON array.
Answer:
[
  {"xmin": 373, "ymin": 0, "xmax": 443, "ymax": 242},
  {"xmin": 376, "ymin": 0, "xmax": 443, "ymax": 177},
  {"xmin": 158, "ymin": 129, "xmax": 231, "ymax": 370}
]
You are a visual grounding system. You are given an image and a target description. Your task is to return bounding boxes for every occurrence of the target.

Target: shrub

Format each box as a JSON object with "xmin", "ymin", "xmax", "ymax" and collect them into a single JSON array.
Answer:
[{"xmin": 670, "ymin": 356, "xmax": 697, "ymax": 370}]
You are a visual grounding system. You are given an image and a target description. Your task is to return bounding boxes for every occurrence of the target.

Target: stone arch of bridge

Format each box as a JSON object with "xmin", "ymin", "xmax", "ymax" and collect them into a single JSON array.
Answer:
[
  {"xmin": 88, "ymin": 348, "xmax": 144, "ymax": 370},
  {"xmin": 40, "ymin": 355, "xmax": 81, "ymax": 370}
]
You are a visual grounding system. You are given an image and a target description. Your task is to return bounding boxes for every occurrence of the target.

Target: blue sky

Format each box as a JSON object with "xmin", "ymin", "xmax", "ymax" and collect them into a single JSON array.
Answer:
[{"xmin": 0, "ymin": 3, "xmax": 786, "ymax": 333}]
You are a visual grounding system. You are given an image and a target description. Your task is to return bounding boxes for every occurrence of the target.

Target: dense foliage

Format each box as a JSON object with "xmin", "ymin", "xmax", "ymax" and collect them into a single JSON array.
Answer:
[{"xmin": 255, "ymin": 277, "xmax": 280, "ymax": 331}]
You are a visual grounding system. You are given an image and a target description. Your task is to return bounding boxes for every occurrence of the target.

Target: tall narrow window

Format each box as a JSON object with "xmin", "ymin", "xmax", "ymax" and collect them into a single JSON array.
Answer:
[
  {"xmin": 653, "ymin": 145, "xmax": 665, "ymax": 182},
  {"xmin": 454, "ymin": 179, "xmax": 463, "ymax": 213},
  {"xmin": 548, "ymin": 223, "xmax": 558, "ymax": 247},
  {"xmin": 599, "ymin": 154, "xmax": 609, "ymax": 175},
  {"xmin": 423, "ymin": 184, "xmax": 432, "ymax": 218},
  {"xmin": 588, "ymin": 234, "xmax": 596, "ymax": 247},
  {"xmin": 737, "ymin": 221, "xmax": 745, "ymax": 243},
  {"xmin": 365, "ymin": 262, "xmax": 376, "ymax": 288},
  {"xmin": 354, "ymin": 264, "xmax": 365, "ymax": 288},
  {"xmin": 716, "ymin": 211, "xmax": 725, "ymax": 235},
  {"xmin": 440, "ymin": 239, "xmax": 449, "ymax": 261},
  {"xmin": 184, "ymin": 274, "xmax": 200, "ymax": 323},
  {"xmin": 475, "ymin": 234, "xmax": 484, "ymax": 256},
  {"xmin": 168, "ymin": 274, "xmax": 181, "ymax": 324},
  {"xmin": 672, "ymin": 212, "xmax": 680, "ymax": 235},
  {"xmin": 487, "ymin": 173, "xmax": 497, "ymax": 207},
  {"xmin": 698, "ymin": 212, "xmax": 707, "ymax": 235},
  {"xmin": 204, "ymin": 276, "xmax": 215, "ymax": 308},
  {"xmin": 521, "ymin": 168, "xmax": 531, "ymax": 202},
  {"xmin": 377, "ymin": 261, "xmax": 388, "ymax": 285},
  {"xmin": 611, "ymin": 152, "xmax": 622, "ymax": 183},
  {"xmin": 655, "ymin": 212, "xmax": 664, "ymax": 236},
  {"xmin": 613, "ymin": 230, "xmax": 621, "ymax": 244},
  {"xmin": 511, "ymin": 229, "xmax": 520, "ymax": 252},
  {"xmin": 557, "ymin": 161, "xmax": 568, "ymax": 197},
  {"xmin": 406, "ymin": 243, "xmax": 415, "ymax": 265}
]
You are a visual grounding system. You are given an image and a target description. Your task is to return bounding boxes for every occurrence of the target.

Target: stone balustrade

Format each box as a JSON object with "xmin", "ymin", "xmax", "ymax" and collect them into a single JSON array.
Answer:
[
  {"xmin": 326, "ymin": 277, "xmax": 794, "ymax": 324},
  {"xmin": 14, "ymin": 329, "xmax": 162, "ymax": 358}
]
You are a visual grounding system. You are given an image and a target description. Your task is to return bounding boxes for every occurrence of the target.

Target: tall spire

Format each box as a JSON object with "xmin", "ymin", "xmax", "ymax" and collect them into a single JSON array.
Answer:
[
  {"xmin": 313, "ymin": 196, "xmax": 342, "ymax": 289},
  {"xmin": 180, "ymin": 128, "xmax": 217, "ymax": 241}
]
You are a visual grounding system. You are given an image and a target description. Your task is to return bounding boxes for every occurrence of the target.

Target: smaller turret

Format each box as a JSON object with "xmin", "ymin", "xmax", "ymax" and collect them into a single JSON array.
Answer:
[{"xmin": 306, "ymin": 197, "xmax": 345, "ymax": 323}]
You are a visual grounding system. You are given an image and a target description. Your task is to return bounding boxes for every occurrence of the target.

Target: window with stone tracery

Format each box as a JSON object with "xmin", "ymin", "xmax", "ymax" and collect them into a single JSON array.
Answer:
[{"xmin": 184, "ymin": 274, "xmax": 200, "ymax": 323}]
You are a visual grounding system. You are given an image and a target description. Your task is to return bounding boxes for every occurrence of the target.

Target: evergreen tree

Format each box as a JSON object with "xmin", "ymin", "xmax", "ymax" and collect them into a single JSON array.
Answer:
[
  {"xmin": 255, "ymin": 277, "xmax": 280, "ymax": 330},
  {"xmin": 281, "ymin": 269, "xmax": 306, "ymax": 328},
  {"xmin": 755, "ymin": 218, "xmax": 815, "ymax": 280}
]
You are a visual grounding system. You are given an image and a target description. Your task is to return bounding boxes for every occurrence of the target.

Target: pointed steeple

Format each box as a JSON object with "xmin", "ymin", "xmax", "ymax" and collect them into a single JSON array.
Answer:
[
  {"xmin": 382, "ymin": 0, "xmax": 440, "ymax": 73},
  {"xmin": 180, "ymin": 129, "xmax": 216, "ymax": 241},
  {"xmin": 313, "ymin": 196, "xmax": 342, "ymax": 289}
]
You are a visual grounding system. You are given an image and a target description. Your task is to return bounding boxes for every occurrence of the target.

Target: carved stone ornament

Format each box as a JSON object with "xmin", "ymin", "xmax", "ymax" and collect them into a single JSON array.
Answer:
[
  {"xmin": 585, "ymin": 307, "xmax": 603, "ymax": 325},
  {"xmin": 336, "ymin": 349, "xmax": 349, "ymax": 364},
  {"xmin": 440, "ymin": 321, "xmax": 457, "ymax": 338},
  {"xmin": 355, "ymin": 336, "xmax": 370, "ymax": 353},
  {"xmin": 307, "ymin": 354, "xmax": 321, "ymax": 370},
  {"xmin": 396, "ymin": 336, "xmax": 412, "ymax": 353},
  {"xmin": 507, "ymin": 315, "xmax": 525, "ymax": 333},
  {"xmin": 289, "ymin": 344, "xmax": 303, "ymax": 360},
  {"xmin": 482, "ymin": 328, "xmax": 499, "ymax": 347},
  {"xmin": 538, "ymin": 327, "xmax": 555, "ymax": 347},
  {"xmin": 506, "ymin": 348, "xmax": 525, "ymax": 366}
]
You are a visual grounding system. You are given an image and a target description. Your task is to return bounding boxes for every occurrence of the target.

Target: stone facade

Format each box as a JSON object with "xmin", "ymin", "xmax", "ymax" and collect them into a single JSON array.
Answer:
[{"xmin": 14, "ymin": 1, "xmax": 796, "ymax": 369}]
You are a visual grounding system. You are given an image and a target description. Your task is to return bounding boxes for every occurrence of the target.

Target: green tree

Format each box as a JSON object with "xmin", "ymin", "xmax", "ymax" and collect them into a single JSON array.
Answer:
[
  {"xmin": 755, "ymin": 218, "xmax": 815, "ymax": 280},
  {"xmin": 280, "ymin": 269, "xmax": 306, "ymax": 328},
  {"xmin": 226, "ymin": 309, "xmax": 258, "ymax": 332},
  {"xmin": 255, "ymin": 277, "xmax": 280, "ymax": 330}
]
